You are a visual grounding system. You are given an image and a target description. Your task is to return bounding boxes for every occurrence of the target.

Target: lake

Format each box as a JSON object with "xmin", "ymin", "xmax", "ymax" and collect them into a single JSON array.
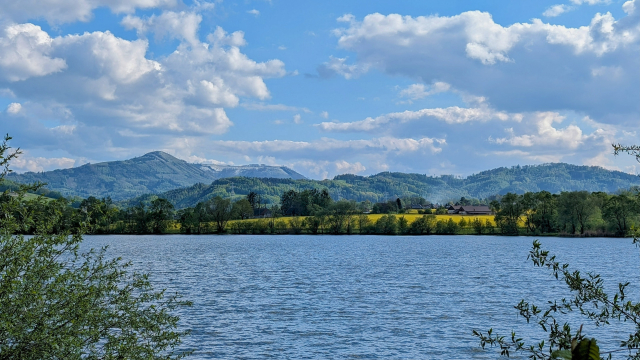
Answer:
[{"xmin": 82, "ymin": 235, "xmax": 639, "ymax": 359}]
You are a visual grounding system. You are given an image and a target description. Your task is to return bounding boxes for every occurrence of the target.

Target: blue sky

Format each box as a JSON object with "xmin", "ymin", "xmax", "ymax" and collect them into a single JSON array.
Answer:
[{"xmin": 0, "ymin": 0, "xmax": 638, "ymax": 178}]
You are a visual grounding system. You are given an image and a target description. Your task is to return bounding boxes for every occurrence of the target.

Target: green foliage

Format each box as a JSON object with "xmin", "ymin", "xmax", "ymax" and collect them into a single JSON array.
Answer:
[
  {"xmin": 557, "ymin": 191, "xmax": 595, "ymax": 235},
  {"xmin": 409, "ymin": 215, "xmax": 436, "ymax": 235},
  {"xmin": 149, "ymin": 198, "xmax": 175, "ymax": 234},
  {"xmin": 280, "ymin": 189, "xmax": 332, "ymax": 216},
  {"xmin": 375, "ymin": 215, "xmax": 398, "ymax": 235},
  {"xmin": 232, "ymin": 198, "xmax": 253, "ymax": 220},
  {"xmin": 472, "ymin": 217, "xmax": 485, "ymax": 235},
  {"xmin": 572, "ymin": 338, "xmax": 600, "ymax": 360},
  {"xmin": 492, "ymin": 190, "xmax": 639, "ymax": 237},
  {"xmin": 397, "ymin": 216, "xmax": 409, "ymax": 234},
  {"xmin": 495, "ymin": 192, "xmax": 524, "ymax": 235},
  {"xmin": 435, "ymin": 207, "xmax": 448, "ymax": 215},
  {"xmin": 602, "ymin": 194, "xmax": 636, "ymax": 235},
  {"xmin": 371, "ymin": 200, "xmax": 400, "ymax": 214},
  {"xmin": 0, "ymin": 136, "xmax": 192, "ymax": 359},
  {"xmin": 207, "ymin": 196, "xmax": 233, "ymax": 233},
  {"xmin": 324, "ymin": 200, "xmax": 358, "ymax": 234},
  {"xmin": 357, "ymin": 214, "xmax": 373, "ymax": 234}
]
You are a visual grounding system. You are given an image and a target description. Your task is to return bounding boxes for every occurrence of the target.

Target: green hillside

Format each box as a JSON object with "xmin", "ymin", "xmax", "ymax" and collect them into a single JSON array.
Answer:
[
  {"xmin": 7, "ymin": 151, "xmax": 306, "ymax": 201},
  {"xmin": 0, "ymin": 178, "xmax": 64, "ymax": 200},
  {"xmin": 119, "ymin": 163, "xmax": 640, "ymax": 209}
]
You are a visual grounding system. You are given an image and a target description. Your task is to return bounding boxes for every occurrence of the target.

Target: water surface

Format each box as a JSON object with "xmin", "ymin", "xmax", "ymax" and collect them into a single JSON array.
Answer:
[{"xmin": 83, "ymin": 235, "xmax": 639, "ymax": 359}]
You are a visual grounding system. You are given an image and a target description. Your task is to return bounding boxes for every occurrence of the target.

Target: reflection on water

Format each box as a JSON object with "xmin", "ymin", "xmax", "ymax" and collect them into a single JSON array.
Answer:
[{"xmin": 82, "ymin": 235, "xmax": 639, "ymax": 359}]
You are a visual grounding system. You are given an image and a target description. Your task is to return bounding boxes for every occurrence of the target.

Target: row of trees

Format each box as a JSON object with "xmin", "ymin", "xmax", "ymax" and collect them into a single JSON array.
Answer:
[
  {"xmin": 492, "ymin": 190, "xmax": 639, "ymax": 236},
  {"xmin": 3, "ymin": 172, "xmax": 638, "ymax": 237},
  {"xmin": 5, "ymin": 187, "xmax": 638, "ymax": 236}
]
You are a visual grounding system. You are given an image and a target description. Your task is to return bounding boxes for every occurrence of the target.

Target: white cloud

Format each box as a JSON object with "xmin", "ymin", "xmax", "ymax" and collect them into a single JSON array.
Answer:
[
  {"xmin": 54, "ymin": 30, "xmax": 161, "ymax": 84},
  {"xmin": 330, "ymin": 4, "xmax": 640, "ymax": 123},
  {"xmin": 293, "ymin": 114, "xmax": 302, "ymax": 124},
  {"xmin": 493, "ymin": 112, "xmax": 585, "ymax": 148},
  {"xmin": 247, "ymin": 9, "xmax": 260, "ymax": 16},
  {"xmin": 318, "ymin": 103, "xmax": 518, "ymax": 132},
  {"xmin": 317, "ymin": 56, "xmax": 370, "ymax": 79},
  {"xmin": 334, "ymin": 160, "xmax": 366, "ymax": 174},
  {"xmin": 489, "ymin": 112, "xmax": 621, "ymax": 170},
  {"xmin": 0, "ymin": 16, "xmax": 286, "ymax": 158},
  {"xmin": 195, "ymin": 136, "xmax": 445, "ymax": 179},
  {"xmin": 241, "ymin": 102, "xmax": 310, "ymax": 112},
  {"xmin": 399, "ymin": 82, "xmax": 451, "ymax": 100},
  {"xmin": 11, "ymin": 154, "xmax": 76, "ymax": 172},
  {"xmin": 183, "ymin": 155, "xmax": 228, "ymax": 165},
  {"xmin": 543, "ymin": 5, "xmax": 573, "ymax": 17},
  {"xmin": 122, "ymin": 11, "xmax": 202, "ymax": 46},
  {"xmin": 570, "ymin": 0, "xmax": 611, "ymax": 5},
  {"xmin": 289, "ymin": 159, "xmax": 366, "ymax": 179},
  {"xmin": 208, "ymin": 136, "xmax": 445, "ymax": 156},
  {"xmin": 320, "ymin": 111, "xmax": 329, "ymax": 119},
  {"xmin": 624, "ymin": 0, "xmax": 637, "ymax": 14},
  {"xmin": 491, "ymin": 149, "xmax": 565, "ymax": 163},
  {"xmin": 0, "ymin": 24, "xmax": 67, "ymax": 82},
  {"xmin": 6, "ymin": 102, "xmax": 21, "ymax": 114},
  {"xmin": 0, "ymin": 0, "xmax": 177, "ymax": 24}
]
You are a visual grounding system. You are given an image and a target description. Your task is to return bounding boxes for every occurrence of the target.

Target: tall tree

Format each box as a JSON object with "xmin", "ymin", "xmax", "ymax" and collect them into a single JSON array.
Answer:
[
  {"xmin": 495, "ymin": 193, "xmax": 524, "ymax": 235},
  {"xmin": 530, "ymin": 191, "xmax": 556, "ymax": 234},
  {"xmin": 247, "ymin": 191, "xmax": 259, "ymax": 210},
  {"xmin": 232, "ymin": 199, "xmax": 254, "ymax": 220},
  {"xmin": 149, "ymin": 198, "xmax": 175, "ymax": 234},
  {"xmin": 557, "ymin": 191, "xmax": 594, "ymax": 235},
  {"xmin": 602, "ymin": 193, "xmax": 635, "ymax": 235},
  {"xmin": 207, "ymin": 196, "xmax": 233, "ymax": 233},
  {"xmin": 325, "ymin": 200, "xmax": 357, "ymax": 234}
]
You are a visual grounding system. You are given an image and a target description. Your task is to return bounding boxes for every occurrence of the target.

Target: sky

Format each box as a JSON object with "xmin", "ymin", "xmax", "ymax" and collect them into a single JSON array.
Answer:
[{"xmin": 0, "ymin": 0, "xmax": 638, "ymax": 179}]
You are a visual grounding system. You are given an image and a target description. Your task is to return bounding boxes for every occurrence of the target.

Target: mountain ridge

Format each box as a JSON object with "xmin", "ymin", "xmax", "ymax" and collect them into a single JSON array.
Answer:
[
  {"xmin": 7, "ymin": 151, "xmax": 306, "ymax": 201},
  {"xmin": 8, "ymin": 151, "xmax": 639, "ymax": 205},
  {"xmin": 118, "ymin": 162, "xmax": 640, "ymax": 209}
]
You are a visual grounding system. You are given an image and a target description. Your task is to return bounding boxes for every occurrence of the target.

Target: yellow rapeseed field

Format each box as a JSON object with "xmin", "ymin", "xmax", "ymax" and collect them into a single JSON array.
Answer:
[
  {"xmin": 229, "ymin": 214, "xmax": 496, "ymax": 226},
  {"xmin": 362, "ymin": 214, "xmax": 496, "ymax": 225}
]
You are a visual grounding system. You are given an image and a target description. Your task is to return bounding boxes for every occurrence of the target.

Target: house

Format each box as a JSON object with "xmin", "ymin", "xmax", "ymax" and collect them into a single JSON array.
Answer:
[
  {"xmin": 253, "ymin": 208, "xmax": 272, "ymax": 218},
  {"xmin": 456, "ymin": 205, "xmax": 492, "ymax": 215},
  {"xmin": 447, "ymin": 205, "xmax": 463, "ymax": 214},
  {"xmin": 409, "ymin": 204, "xmax": 425, "ymax": 210}
]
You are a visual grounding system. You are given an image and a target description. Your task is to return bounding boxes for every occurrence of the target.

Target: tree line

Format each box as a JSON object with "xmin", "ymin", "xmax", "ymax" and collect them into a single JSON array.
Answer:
[
  {"xmin": 491, "ymin": 190, "xmax": 638, "ymax": 236},
  {"xmin": 3, "ymin": 185, "xmax": 638, "ymax": 236}
]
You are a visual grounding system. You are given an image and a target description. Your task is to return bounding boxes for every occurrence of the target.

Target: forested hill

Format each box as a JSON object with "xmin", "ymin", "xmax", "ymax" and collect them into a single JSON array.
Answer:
[
  {"xmin": 7, "ymin": 151, "xmax": 306, "ymax": 201},
  {"xmin": 120, "ymin": 163, "xmax": 640, "ymax": 209}
]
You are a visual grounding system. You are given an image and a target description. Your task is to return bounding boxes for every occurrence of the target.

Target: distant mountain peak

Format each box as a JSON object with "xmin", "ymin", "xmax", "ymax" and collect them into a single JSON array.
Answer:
[{"xmin": 138, "ymin": 151, "xmax": 181, "ymax": 162}]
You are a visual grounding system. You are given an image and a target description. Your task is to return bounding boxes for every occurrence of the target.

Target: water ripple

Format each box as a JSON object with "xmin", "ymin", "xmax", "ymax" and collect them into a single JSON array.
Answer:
[{"xmin": 82, "ymin": 235, "xmax": 639, "ymax": 359}]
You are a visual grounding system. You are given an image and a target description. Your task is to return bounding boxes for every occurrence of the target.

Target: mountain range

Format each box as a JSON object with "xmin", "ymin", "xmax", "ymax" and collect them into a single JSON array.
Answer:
[
  {"xmin": 7, "ymin": 151, "xmax": 640, "ymax": 206},
  {"xmin": 7, "ymin": 151, "xmax": 306, "ymax": 201},
  {"xmin": 119, "ymin": 163, "xmax": 640, "ymax": 209}
]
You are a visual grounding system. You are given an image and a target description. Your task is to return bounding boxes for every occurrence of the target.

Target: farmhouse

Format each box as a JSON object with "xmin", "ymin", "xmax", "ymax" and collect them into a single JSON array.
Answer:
[
  {"xmin": 456, "ymin": 205, "xmax": 493, "ymax": 215},
  {"xmin": 447, "ymin": 205, "xmax": 463, "ymax": 214}
]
